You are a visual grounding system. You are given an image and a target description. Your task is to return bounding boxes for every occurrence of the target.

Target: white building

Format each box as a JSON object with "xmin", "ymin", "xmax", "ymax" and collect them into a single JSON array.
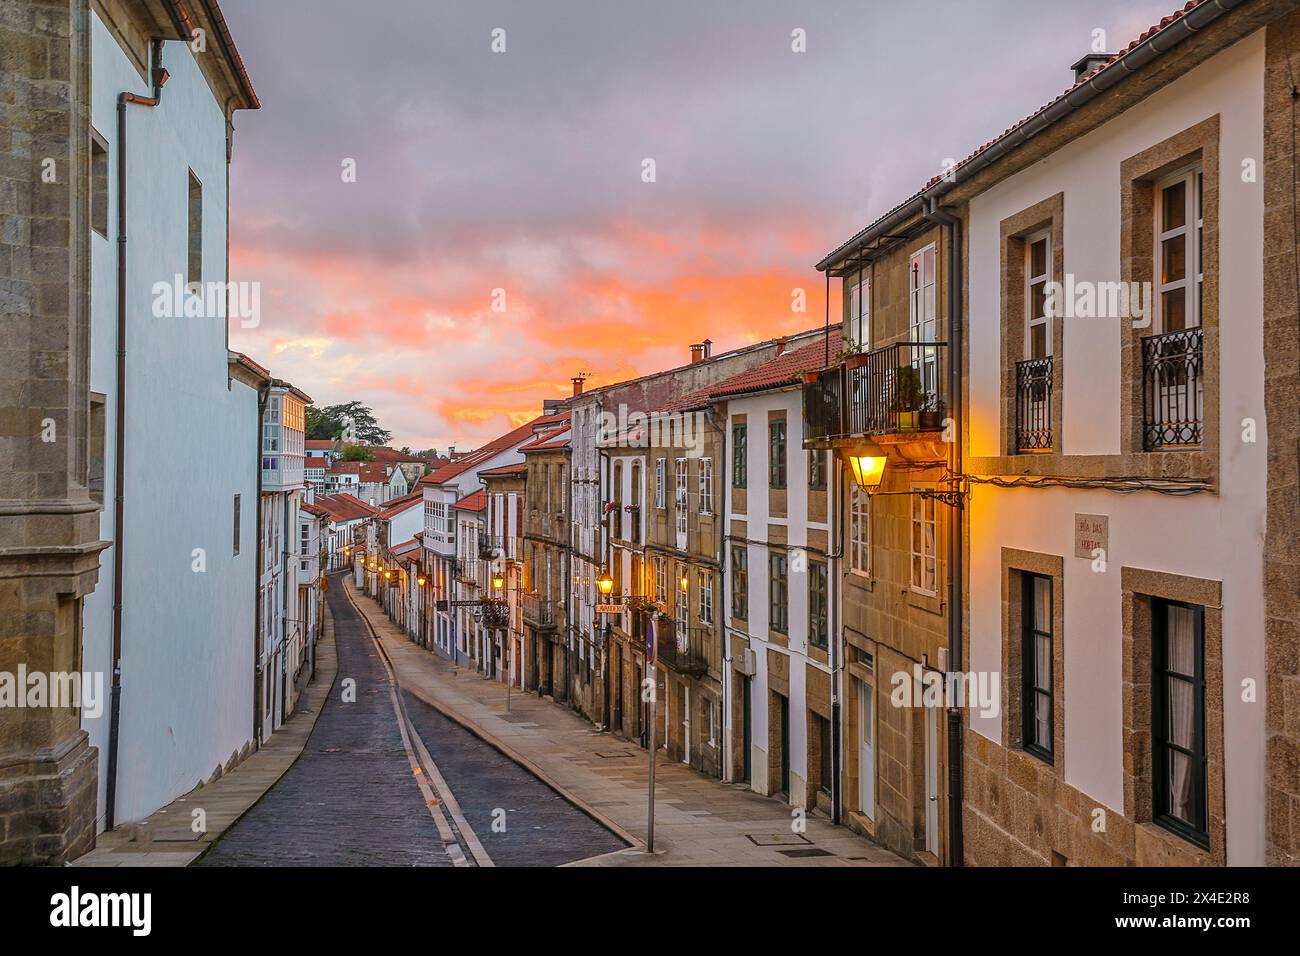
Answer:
[
  {"xmin": 79, "ymin": 5, "xmax": 260, "ymax": 832},
  {"xmin": 316, "ymin": 493, "xmax": 379, "ymax": 570},
  {"xmin": 258, "ymin": 382, "xmax": 312, "ymax": 740}
]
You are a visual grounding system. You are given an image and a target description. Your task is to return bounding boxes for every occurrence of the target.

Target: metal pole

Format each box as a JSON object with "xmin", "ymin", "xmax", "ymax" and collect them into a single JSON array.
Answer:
[
  {"xmin": 647, "ymin": 617, "xmax": 657, "ymax": 853},
  {"xmin": 506, "ymin": 622, "xmax": 512, "ymax": 714}
]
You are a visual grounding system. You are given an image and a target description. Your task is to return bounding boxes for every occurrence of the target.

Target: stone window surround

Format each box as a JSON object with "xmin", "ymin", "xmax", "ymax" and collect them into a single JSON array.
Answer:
[
  {"xmin": 999, "ymin": 548, "xmax": 1066, "ymax": 777},
  {"xmin": 999, "ymin": 193, "xmax": 1065, "ymax": 457},
  {"xmin": 1120, "ymin": 565, "xmax": 1225, "ymax": 865},
  {"xmin": 967, "ymin": 116, "xmax": 1220, "ymax": 487}
]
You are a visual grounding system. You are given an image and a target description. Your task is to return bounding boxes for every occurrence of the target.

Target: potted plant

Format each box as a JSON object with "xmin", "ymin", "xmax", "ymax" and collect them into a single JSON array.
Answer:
[
  {"xmin": 839, "ymin": 339, "xmax": 869, "ymax": 370},
  {"xmin": 891, "ymin": 364, "xmax": 924, "ymax": 431},
  {"xmin": 800, "ymin": 367, "xmax": 820, "ymax": 386},
  {"xmin": 920, "ymin": 398, "xmax": 946, "ymax": 432}
]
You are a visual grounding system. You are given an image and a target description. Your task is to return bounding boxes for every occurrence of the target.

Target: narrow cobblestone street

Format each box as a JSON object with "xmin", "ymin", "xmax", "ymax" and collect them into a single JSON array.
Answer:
[{"xmin": 200, "ymin": 575, "xmax": 625, "ymax": 866}]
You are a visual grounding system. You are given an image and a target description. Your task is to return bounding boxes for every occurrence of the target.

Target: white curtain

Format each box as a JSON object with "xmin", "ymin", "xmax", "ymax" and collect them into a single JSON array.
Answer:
[{"xmin": 1166, "ymin": 605, "xmax": 1196, "ymax": 821}]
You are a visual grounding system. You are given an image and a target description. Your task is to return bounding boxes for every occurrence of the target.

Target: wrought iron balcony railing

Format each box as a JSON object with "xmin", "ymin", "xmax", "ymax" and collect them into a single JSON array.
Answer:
[
  {"xmin": 1142, "ymin": 327, "xmax": 1203, "ymax": 450},
  {"xmin": 803, "ymin": 341, "xmax": 949, "ymax": 442},
  {"xmin": 657, "ymin": 624, "xmax": 711, "ymax": 677},
  {"xmin": 522, "ymin": 593, "xmax": 556, "ymax": 629},
  {"xmin": 478, "ymin": 534, "xmax": 505, "ymax": 560},
  {"xmin": 1015, "ymin": 356, "xmax": 1053, "ymax": 452}
]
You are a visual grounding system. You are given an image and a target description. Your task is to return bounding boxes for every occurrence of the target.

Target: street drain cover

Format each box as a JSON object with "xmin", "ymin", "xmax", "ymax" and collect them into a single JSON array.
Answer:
[
  {"xmin": 746, "ymin": 833, "xmax": 811, "ymax": 847},
  {"xmin": 778, "ymin": 847, "xmax": 833, "ymax": 859},
  {"xmin": 595, "ymin": 751, "xmax": 636, "ymax": 759}
]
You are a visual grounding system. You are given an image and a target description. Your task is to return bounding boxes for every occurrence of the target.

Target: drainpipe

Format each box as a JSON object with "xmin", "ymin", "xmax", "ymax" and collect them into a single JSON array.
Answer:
[
  {"xmin": 253, "ymin": 384, "xmax": 268, "ymax": 745},
  {"xmin": 105, "ymin": 39, "xmax": 167, "ymax": 832},
  {"xmin": 828, "ymin": 454, "xmax": 843, "ymax": 825},
  {"xmin": 924, "ymin": 196, "xmax": 964, "ymax": 866}
]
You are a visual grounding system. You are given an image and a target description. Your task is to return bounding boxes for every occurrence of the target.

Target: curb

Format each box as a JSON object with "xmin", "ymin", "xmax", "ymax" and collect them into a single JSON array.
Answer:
[{"xmin": 343, "ymin": 578, "xmax": 644, "ymax": 851}]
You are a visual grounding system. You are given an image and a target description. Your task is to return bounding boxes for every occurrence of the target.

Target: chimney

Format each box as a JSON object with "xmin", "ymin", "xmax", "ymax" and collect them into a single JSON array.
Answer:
[
  {"xmin": 1070, "ymin": 51, "xmax": 1113, "ymax": 83},
  {"xmin": 690, "ymin": 343, "xmax": 704, "ymax": 364},
  {"xmin": 571, "ymin": 374, "xmax": 585, "ymax": 396},
  {"xmin": 775, "ymin": 335, "xmax": 789, "ymax": 356},
  {"xmin": 702, "ymin": 338, "xmax": 713, "ymax": 359}
]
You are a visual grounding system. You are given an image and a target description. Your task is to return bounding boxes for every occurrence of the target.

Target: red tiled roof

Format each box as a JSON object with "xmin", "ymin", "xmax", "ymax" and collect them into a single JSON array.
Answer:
[
  {"xmin": 305, "ymin": 456, "xmax": 328, "ymax": 468},
  {"xmin": 420, "ymin": 414, "xmax": 567, "ymax": 486},
  {"xmin": 327, "ymin": 461, "xmax": 361, "ymax": 474},
  {"xmin": 377, "ymin": 491, "xmax": 424, "ymax": 519},
  {"xmin": 479, "ymin": 462, "xmax": 528, "ymax": 478},
  {"xmin": 358, "ymin": 463, "xmax": 395, "ymax": 483},
  {"xmin": 520, "ymin": 425, "xmax": 571, "ymax": 452},
  {"xmin": 232, "ymin": 352, "xmax": 270, "ymax": 379},
  {"xmin": 306, "ymin": 439, "xmax": 335, "ymax": 450},
  {"xmin": 315, "ymin": 493, "xmax": 379, "ymax": 522},
  {"xmin": 300, "ymin": 501, "xmax": 329, "ymax": 518},
  {"xmin": 452, "ymin": 489, "xmax": 487, "ymax": 512}
]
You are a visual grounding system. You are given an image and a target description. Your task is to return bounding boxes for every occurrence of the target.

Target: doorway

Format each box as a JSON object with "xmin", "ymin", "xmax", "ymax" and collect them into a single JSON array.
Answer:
[
  {"xmin": 741, "ymin": 674, "xmax": 752, "ymax": 784},
  {"xmin": 924, "ymin": 699, "xmax": 939, "ymax": 856},
  {"xmin": 858, "ymin": 680, "xmax": 875, "ymax": 820}
]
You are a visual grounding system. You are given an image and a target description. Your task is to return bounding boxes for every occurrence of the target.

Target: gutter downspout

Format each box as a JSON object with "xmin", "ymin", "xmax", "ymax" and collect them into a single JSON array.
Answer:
[
  {"xmin": 253, "ymin": 384, "xmax": 268, "ymax": 745},
  {"xmin": 105, "ymin": 39, "xmax": 165, "ymax": 832},
  {"xmin": 925, "ymin": 196, "xmax": 964, "ymax": 866}
]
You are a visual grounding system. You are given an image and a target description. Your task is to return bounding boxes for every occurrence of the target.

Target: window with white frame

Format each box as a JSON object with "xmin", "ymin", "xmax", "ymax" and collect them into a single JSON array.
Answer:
[
  {"xmin": 910, "ymin": 491, "xmax": 938, "ymax": 596},
  {"xmin": 655, "ymin": 557, "xmax": 666, "ymax": 602},
  {"xmin": 1026, "ymin": 230, "xmax": 1052, "ymax": 359},
  {"xmin": 676, "ymin": 568, "xmax": 689, "ymax": 634},
  {"xmin": 675, "ymin": 458, "xmax": 688, "ymax": 535},
  {"xmin": 655, "ymin": 457, "xmax": 666, "ymax": 509},
  {"xmin": 849, "ymin": 486, "xmax": 870, "ymax": 575},
  {"xmin": 909, "ymin": 244, "xmax": 939, "ymax": 400},
  {"xmin": 848, "ymin": 277, "xmax": 871, "ymax": 350},
  {"xmin": 1156, "ymin": 168, "xmax": 1203, "ymax": 332},
  {"xmin": 698, "ymin": 569, "xmax": 712, "ymax": 625},
  {"xmin": 699, "ymin": 457, "xmax": 713, "ymax": 514}
]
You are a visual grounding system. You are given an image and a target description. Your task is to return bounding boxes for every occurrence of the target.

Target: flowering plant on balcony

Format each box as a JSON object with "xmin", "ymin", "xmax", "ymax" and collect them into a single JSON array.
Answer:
[{"xmin": 627, "ymin": 595, "xmax": 669, "ymax": 620}]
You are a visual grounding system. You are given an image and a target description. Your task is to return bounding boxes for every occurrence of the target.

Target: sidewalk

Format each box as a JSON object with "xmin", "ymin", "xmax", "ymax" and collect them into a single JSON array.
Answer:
[
  {"xmin": 345, "ymin": 580, "xmax": 908, "ymax": 867},
  {"xmin": 72, "ymin": 609, "xmax": 339, "ymax": 867}
]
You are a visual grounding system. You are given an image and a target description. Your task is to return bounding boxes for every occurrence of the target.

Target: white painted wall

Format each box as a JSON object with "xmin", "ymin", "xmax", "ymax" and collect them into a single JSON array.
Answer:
[
  {"xmin": 725, "ymin": 389, "xmax": 831, "ymax": 799},
  {"xmin": 965, "ymin": 32, "xmax": 1266, "ymax": 863},
  {"xmin": 84, "ymin": 17, "xmax": 256, "ymax": 828}
]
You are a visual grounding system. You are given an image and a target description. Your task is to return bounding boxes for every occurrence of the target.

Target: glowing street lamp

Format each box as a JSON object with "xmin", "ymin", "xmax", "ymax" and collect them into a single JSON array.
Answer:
[
  {"xmin": 597, "ymin": 570, "xmax": 614, "ymax": 597},
  {"xmin": 492, "ymin": 572, "xmax": 506, "ymax": 591},
  {"xmin": 845, "ymin": 442, "xmax": 888, "ymax": 492}
]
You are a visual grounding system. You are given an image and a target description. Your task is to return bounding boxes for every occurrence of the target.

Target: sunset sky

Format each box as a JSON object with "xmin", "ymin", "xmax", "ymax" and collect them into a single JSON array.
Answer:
[{"xmin": 222, "ymin": 0, "xmax": 1175, "ymax": 452}]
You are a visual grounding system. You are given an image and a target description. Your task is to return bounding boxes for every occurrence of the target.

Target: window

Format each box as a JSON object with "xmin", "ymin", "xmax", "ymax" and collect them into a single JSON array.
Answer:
[
  {"xmin": 655, "ymin": 457, "xmax": 666, "ymax": 508},
  {"xmin": 1152, "ymin": 599, "xmax": 1207, "ymax": 845},
  {"xmin": 88, "ymin": 393, "xmax": 106, "ymax": 504},
  {"xmin": 707, "ymin": 699, "xmax": 718, "ymax": 748},
  {"xmin": 1156, "ymin": 169, "xmax": 1203, "ymax": 333},
  {"xmin": 808, "ymin": 560, "xmax": 828, "ymax": 649},
  {"xmin": 675, "ymin": 458, "xmax": 688, "ymax": 535},
  {"xmin": 732, "ymin": 424, "xmax": 747, "ymax": 487},
  {"xmin": 654, "ymin": 557, "xmax": 666, "ymax": 603},
  {"xmin": 233, "ymin": 494, "xmax": 241, "ymax": 555},
  {"xmin": 769, "ymin": 552, "xmax": 788, "ymax": 633},
  {"xmin": 675, "ymin": 569, "xmax": 689, "ymax": 633},
  {"xmin": 849, "ymin": 486, "xmax": 870, "ymax": 575},
  {"xmin": 187, "ymin": 169, "xmax": 202, "ymax": 286},
  {"xmin": 848, "ymin": 278, "xmax": 870, "ymax": 350},
  {"xmin": 768, "ymin": 420, "xmax": 786, "ymax": 489},
  {"xmin": 698, "ymin": 569, "xmax": 712, "ymax": 625},
  {"xmin": 90, "ymin": 130, "xmax": 108, "ymax": 238},
  {"xmin": 699, "ymin": 457, "xmax": 713, "ymax": 514},
  {"xmin": 1021, "ymin": 573, "xmax": 1053, "ymax": 762},
  {"xmin": 1026, "ymin": 230, "xmax": 1051, "ymax": 358},
  {"xmin": 808, "ymin": 449, "xmax": 825, "ymax": 491},
  {"xmin": 909, "ymin": 244, "xmax": 939, "ymax": 400},
  {"xmin": 731, "ymin": 545, "xmax": 747, "ymax": 619},
  {"xmin": 910, "ymin": 492, "xmax": 938, "ymax": 595}
]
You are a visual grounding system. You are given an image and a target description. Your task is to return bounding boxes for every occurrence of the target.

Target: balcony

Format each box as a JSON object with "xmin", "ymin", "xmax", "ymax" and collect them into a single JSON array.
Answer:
[
  {"xmin": 803, "ymin": 341, "xmax": 949, "ymax": 444},
  {"xmin": 523, "ymin": 593, "xmax": 556, "ymax": 630},
  {"xmin": 1015, "ymin": 357, "xmax": 1053, "ymax": 452},
  {"xmin": 1142, "ymin": 327, "xmax": 1203, "ymax": 450},
  {"xmin": 478, "ymin": 534, "xmax": 505, "ymax": 560},
  {"xmin": 657, "ymin": 624, "xmax": 711, "ymax": 678}
]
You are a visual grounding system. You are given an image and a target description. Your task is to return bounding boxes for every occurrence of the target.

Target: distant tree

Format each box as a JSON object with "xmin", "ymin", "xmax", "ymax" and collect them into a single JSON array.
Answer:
[
  {"xmin": 340, "ymin": 445, "xmax": 376, "ymax": 462},
  {"xmin": 305, "ymin": 401, "xmax": 391, "ymax": 445}
]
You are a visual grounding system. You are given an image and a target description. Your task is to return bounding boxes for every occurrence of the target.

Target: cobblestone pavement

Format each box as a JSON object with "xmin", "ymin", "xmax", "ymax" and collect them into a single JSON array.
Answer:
[{"xmin": 200, "ymin": 575, "xmax": 625, "ymax": 866}]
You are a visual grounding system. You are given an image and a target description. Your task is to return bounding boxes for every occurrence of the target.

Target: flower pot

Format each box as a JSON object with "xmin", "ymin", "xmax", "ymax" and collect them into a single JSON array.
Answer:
[
  {"xmin": 897, "ymin": 411, "xmax": 920, "ymax": 432},
  {"xmin": 844, "ymin": 353, "xmax": 869, "ymax": 370},
  {"xmin": 800, "ymin": 370, "xmax": 820, "ymax": 385},
  {"xmin": 919, "ymin": 410, "xmax": 944, "ymax": 431}
]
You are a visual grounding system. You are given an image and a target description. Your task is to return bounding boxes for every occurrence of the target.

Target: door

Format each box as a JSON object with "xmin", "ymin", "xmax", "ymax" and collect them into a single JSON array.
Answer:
[
  {"xmin": 780, "ymin": 694, "xmax": 791, "ymax": 797},
  {"xmin": 858, "ymin": 681, "xmax": 875, "ymax": 820},
  {"xmin": 741, "ymin": 676, "xmax": 752, "ymax": 784},
  {"xmin": 924, "ymin": 699, "xmax": 939, "ymax": 856},
  {"xmin": 682, "ymin": 685, "xmax": 691, "ymax": 764},
  {"xmin": 909, "ymin": 244, "xmax": 939, "ymax": 405}
]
